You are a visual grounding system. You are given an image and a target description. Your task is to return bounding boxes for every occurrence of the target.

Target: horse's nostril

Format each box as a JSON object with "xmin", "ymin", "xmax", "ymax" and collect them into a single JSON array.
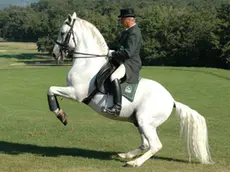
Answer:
[{"xmin": 52, "ymin": 53, "xmax": 56, "ymax": 59}]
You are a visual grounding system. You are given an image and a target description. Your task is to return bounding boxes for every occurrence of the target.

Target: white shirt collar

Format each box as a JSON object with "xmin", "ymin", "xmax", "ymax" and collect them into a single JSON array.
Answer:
[{"xmin": 125, "ymin": 23, "xmax": 136, "ymax": 30}]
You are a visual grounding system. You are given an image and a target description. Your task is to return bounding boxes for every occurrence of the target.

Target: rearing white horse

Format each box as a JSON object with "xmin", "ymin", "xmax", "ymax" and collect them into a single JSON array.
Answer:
[{"xmin": 48, "ymin": 12, "xmax": 212, "ymax": 167}]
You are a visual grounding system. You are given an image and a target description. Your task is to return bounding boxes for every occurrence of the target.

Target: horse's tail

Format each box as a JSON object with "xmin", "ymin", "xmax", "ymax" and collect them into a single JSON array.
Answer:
[{"xmin": 174, "ymin": 101, "xmax": 213, "ymax": 164}]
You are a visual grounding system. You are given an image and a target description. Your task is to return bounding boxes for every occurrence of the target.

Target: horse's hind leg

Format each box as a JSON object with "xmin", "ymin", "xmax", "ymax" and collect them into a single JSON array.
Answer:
[
  {"xmin": 47, "ymin": 86, "xmax": 76, "ymax": 125},
  {"xmin": 118, "ymin": 127, "xmax": 149, "ymax": 159},
  {"xmin": 125, "ymin": 123, "xmax": 162, "ymax": 167}
]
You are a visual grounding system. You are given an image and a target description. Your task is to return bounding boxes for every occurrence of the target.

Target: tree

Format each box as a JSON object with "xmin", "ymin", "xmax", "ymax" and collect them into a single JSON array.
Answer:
[
  {"xmin": 1, "ymin": 0, "xmax": 230, "ymax": 69},
  {"xmin": 217, "ymin": 4, "xmax": 230, "ymax": 68}
]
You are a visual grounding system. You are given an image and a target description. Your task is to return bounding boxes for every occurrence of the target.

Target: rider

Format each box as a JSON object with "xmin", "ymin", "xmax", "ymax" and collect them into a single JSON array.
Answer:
[{"xmin": 102, "ymin": 8, "xmax": 143, "ymax": 116}]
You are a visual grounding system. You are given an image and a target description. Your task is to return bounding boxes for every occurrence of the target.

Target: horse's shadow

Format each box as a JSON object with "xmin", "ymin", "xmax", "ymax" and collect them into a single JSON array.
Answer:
[
  {"xmin": 0, "ymin": 141, "xmax": 189, "ymax": 164},
  {"xmin": 0, "ymin": 141, "xmax": 115, "ymax": 160}
]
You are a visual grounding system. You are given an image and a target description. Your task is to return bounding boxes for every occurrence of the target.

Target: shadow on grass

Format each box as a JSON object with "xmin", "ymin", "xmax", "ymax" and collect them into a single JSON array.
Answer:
[
  {"xmin": 0, "ymin": 53, "xmax": 46, "ymax": 59},
  {"xmin": 0, "ymin": 141, "xmax": 190, "ymax": 164},
  {"xmin": 0, "ymin": 53, "xmax": 72, "ymax": 66},
  {"xmin": 22, "ymin": 59, "xmax": 72, "ymax": 66},
  {"xmin": 152, "ymin": 156, "xmax": 190, "ymax": 164},
  {"xmin": 0, "ymin": 141, "xmax": 115, "ymax": 160}
]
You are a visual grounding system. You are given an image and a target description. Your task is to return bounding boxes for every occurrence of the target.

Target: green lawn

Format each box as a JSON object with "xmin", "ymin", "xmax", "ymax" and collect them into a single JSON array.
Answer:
[{"xmin": 0, "ymin": 42, "xmax": 229, "ymax": 172}]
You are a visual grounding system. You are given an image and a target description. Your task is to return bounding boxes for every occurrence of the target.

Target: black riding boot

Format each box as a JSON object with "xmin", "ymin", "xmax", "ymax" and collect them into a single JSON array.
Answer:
[{"xmin": 103, "ymin": 79, "xmax": 122, "ymax": 116}]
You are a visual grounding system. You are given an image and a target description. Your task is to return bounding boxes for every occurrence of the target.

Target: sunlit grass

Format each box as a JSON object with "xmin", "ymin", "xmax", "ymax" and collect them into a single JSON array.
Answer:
[{"xmin": 0, "ymin": 42, "xmax": 229, "ymax": 172}]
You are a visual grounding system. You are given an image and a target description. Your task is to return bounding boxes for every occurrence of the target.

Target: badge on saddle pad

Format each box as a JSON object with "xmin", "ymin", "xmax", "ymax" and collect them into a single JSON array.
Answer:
[
  {"xmin": 125, "ymin": 85, "xmax": 132, "ymax": 93},
  {"xmin": 121, "ymin": 78, "xmax": 141, "ymax": 102}
]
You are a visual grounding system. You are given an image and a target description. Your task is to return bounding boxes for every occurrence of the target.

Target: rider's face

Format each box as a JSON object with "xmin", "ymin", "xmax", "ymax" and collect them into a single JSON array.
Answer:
[{"xmin": 119, "ymin": 17, "xmax": 129, "ymax": 28}]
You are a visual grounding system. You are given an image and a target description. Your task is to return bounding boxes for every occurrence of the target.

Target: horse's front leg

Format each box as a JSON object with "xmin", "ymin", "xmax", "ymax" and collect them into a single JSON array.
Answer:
[{"xmin": 47, "ymin": 86, "xmax": 77, "ymax": 125}]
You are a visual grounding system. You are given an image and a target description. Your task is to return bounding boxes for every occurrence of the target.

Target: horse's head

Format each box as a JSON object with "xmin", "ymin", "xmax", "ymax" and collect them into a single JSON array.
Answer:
[
  {"xmin": 53, "ymin": 12, "xmax": 109, "ymax": 66},
  {"xmin": 52, "ymin": 12, "xmax": 78, "ymax": 62}
]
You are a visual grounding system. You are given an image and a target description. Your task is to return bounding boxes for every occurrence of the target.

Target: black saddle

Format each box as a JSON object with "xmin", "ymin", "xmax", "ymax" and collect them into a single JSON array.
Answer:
[{"xmin": 83, "ymin": 62, "xmax": 125, "ymax": 104}]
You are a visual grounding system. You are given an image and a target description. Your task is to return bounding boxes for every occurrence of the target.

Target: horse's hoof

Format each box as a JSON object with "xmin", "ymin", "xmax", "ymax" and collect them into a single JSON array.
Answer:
[
  {"xmin": 124, "ymin": 161, "xmax": 139, "ymax": 167},
  {"xmin": 124, "ymin": 162, "xmax": 135, "ymax": 167},
  {"xmin": 123, "ymin": 163, "xmax": 132, "ymax": 167},
  {"xmin": 57, "ymin": 110, "xmax": 68, "ymax": 126},
  {"xmin": 118, "ymin": 153, "xmax": 127, "ymax": 159}
]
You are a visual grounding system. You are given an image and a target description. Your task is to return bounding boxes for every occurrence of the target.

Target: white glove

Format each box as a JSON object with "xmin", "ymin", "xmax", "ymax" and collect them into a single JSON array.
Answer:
[{"xmin": 107, "ymin": 50, "xmax": 115, "ymax": 57}]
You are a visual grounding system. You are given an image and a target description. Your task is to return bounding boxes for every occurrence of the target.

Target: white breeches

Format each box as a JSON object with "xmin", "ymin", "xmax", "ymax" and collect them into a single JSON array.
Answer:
[{"xmin": 110, "ymin": 64, "xmax": 126, "ymax": 82}]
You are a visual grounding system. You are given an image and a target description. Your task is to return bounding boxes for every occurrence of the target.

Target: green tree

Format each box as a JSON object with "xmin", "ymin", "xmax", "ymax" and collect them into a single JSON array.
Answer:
[
  {"xmin": 1, "ymin": 0, "xmax": 229, "ymax": 69},
  {"xmin": 139, "ymin": 4, "xmax": 220, "ymax": 67},
  {"xmin": 217, "ymin": 4, "xmax": 230, "ymax": 68}
]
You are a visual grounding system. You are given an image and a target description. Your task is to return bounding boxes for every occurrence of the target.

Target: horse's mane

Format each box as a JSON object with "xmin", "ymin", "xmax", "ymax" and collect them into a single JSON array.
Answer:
[{"xmin": 78, "ymin": 18, "xmax": 108, "ymax": 51}]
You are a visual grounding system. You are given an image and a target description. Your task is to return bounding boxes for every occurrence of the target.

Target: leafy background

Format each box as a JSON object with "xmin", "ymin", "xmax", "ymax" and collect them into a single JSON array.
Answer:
[
  {"xmin": 0, "ymin": 0, "xmax": 38, "ymax": 9},
  {"xmin": 1, "ymin": 0, "xmax": 230, "ymax": 68}
]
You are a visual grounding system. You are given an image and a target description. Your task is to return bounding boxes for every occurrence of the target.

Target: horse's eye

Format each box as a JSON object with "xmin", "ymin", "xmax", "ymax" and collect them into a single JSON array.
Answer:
[{"xmin": 61, "ymin": 32, "xmax": 65, "ymax": 36}]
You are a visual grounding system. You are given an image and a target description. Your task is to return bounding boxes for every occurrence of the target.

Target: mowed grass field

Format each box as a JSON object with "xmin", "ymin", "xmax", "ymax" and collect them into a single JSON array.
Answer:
[{"xmin": 0, "ymin": 42, "xmax": 229, "ymax": 172}]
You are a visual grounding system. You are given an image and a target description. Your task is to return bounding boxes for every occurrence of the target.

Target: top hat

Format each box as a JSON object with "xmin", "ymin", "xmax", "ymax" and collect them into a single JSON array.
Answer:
[{"xmin": 118, "ymin": 8, "xmax": 135, "ymax": 18}]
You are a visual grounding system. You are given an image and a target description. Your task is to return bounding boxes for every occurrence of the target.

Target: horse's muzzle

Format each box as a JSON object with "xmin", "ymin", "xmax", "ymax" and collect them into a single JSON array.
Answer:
[
  {"xmin": 52, "ymin": 51, "xmax": 62, "ymax": 62},
  {"xmin": 52, "ymin": 53, "xmax": 57, "ymax": 59}
]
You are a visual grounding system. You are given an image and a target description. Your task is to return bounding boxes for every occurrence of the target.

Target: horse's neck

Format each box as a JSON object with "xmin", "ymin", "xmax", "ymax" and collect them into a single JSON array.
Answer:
[
  {"xmin": 74, "ymin": 19, "xmax": 108, "ymax": 55},
  {"xmin": 71, "ymin": 19, "xmax": 108, "ymax": 91}
]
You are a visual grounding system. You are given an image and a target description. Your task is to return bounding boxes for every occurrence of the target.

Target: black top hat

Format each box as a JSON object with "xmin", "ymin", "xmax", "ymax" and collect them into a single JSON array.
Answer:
[{"xmin": 118, "ymin": 8, "xmax": 135, "ymax": 18}]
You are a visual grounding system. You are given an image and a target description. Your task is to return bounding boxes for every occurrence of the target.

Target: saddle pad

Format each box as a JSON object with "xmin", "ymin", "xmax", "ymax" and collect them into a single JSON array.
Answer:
[{"xmin": 121, "ymin": 78, "xmax": 141, "ymax": 102}]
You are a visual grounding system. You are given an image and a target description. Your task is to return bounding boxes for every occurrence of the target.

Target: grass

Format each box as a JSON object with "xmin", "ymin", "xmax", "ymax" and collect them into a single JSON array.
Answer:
[
  {"xmin": 0, "ymin": 42, "xmax": 64, "ymax": 67},
  {"xmin": 0, "ymin": 42, "xmax": 229, "ymax": 172}
]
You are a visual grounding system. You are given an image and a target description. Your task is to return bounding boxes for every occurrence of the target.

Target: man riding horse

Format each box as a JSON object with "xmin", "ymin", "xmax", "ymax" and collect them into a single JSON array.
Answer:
[
  {"xmin": 49, "ymin": 11, "xmax": 212, "ymax": 167},
  {"xmin": 102, "ymin": 8, "xmax": 143, "ymax": 116}
]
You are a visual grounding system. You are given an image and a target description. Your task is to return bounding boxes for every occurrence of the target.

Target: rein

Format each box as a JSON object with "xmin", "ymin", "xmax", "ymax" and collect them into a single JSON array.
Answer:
[{"xmin": 72, "ymin": 51, "xmax": 108, "ymax": 58}]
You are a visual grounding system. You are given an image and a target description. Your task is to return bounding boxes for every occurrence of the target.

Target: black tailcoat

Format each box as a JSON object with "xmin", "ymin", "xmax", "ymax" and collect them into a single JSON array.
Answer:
[{"xmin": 110, "ymin": 25, "xmax": 142, "ymax": 83}]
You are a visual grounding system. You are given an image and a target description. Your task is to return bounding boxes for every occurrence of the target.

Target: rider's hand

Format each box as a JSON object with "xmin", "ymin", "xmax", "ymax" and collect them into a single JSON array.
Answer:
[{"xmin": 107, "ymin": 50, "xmax": 115, "ymax": 57}]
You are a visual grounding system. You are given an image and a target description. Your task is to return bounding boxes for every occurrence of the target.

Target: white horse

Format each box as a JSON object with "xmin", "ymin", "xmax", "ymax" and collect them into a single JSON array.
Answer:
[{"xmin": 48, "ymin": 12, "xmax": 212, "ymax": 167}]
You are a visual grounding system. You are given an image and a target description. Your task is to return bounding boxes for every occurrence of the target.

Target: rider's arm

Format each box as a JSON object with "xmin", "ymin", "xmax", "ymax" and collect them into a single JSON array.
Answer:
[{"xmin": 111, "ymin": 32, "xmax": 140, "ymax": 61}]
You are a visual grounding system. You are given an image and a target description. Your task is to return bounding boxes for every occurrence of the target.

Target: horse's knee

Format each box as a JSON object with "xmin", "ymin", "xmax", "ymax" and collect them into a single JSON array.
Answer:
[
  {"xmin": 156, "ymin": 142, "xmax": 162, "ymax": 151},
  {"xmin": 47, "ymin": 86, "xmax": 55, "ymax": 95},
  {"xmin": 149, "ymin": 139, "xmax": 162, "ymax": 153}
]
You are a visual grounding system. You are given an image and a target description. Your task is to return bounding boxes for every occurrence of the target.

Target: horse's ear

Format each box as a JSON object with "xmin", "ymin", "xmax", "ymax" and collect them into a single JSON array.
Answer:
[
  {"xmin": 68, "ymin": 14, "xmax": 72, "ymax": 23},
  {"xmin": 72, "ymin": 12, "xmax": 77, "ymax": 19}
]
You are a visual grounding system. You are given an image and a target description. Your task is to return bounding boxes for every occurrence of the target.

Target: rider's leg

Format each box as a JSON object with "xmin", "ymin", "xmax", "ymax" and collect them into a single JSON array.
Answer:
[
  {"xmin": 102, "ymin": 64, "xmax": 125, "ymax": 116},
  {"xmin": 110, "ymin": 64, "xmax": 126, "ymax": 82}
]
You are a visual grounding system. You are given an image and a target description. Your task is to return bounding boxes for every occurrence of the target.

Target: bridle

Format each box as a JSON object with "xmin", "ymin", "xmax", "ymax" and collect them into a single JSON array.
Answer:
[
  {"xmin": 55, "ymin": 19, "xmax": 77, "ymax": 54},
  {"xmin": 55, "ymin": 19, "xmax": 108, "ymax": 58}
]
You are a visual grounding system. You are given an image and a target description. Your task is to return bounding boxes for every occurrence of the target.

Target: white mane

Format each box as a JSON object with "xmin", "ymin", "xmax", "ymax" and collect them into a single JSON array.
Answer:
[{"xmin": 77, "ymin": 17, "xmax": 108, "ymax": 53}]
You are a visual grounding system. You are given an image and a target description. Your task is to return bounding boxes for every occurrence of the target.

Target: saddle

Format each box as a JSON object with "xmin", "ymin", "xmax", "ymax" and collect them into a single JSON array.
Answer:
[
  {"xmin": 95, "ymin": 62, "xmax": 116, "ymax": 94},
  {"xmin": 83, "ymin": 62, "xmax": 140, "ymax": 104},
  {"xmin": 96, "ymin": 62, "xmax": 140, "ymax": 101}
]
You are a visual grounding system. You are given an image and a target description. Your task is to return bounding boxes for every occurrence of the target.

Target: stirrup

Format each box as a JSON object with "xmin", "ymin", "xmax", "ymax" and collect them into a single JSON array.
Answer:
[{"xmin": 102, "ymin": 105, "xmax": 121, "ymax": 116}]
